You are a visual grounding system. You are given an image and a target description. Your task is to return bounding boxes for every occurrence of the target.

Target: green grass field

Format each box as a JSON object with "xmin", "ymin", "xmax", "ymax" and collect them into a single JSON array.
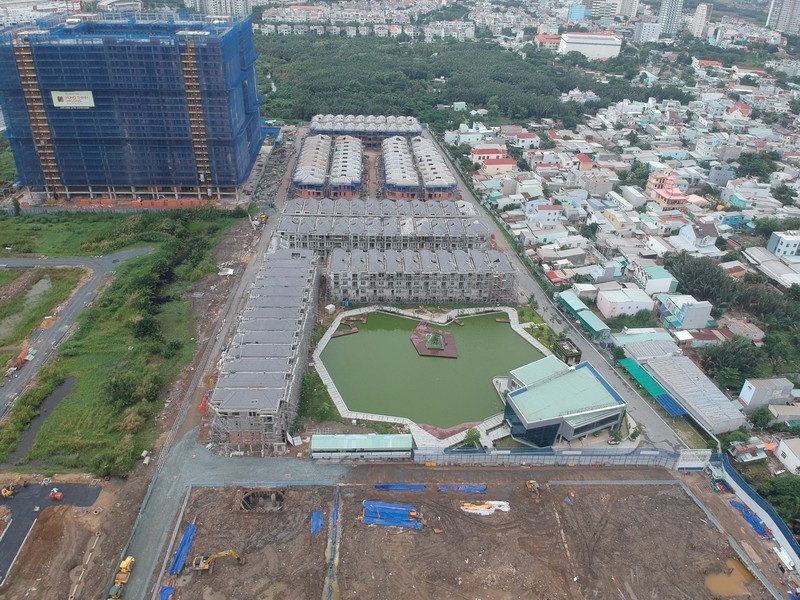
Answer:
[
  {"xmin": 0, "ymin": 210, "xmax": 241, "ymax": 474},
  {"xmin": 0, "ymin": 269, "xmax": 22, "ymax": 287},
  {"xmin": 0, "ymin": 213, "xmax": 125, "ymax": 257},
  {"xmin": 0, "ymin": 268, "xmax": 84, "ymax": 346}
]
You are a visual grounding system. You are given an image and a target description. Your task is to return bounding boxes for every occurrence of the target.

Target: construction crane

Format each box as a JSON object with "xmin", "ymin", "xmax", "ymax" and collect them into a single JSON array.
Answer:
[
  {"xmin": 107, "ymin": 556, "xmax": 135, "ymax": 599},
  {"xmin": 1, "ymin": 484, "xmax": 14, "ymax": 499},
  {"xmin": 192, "ymin": 550, "xmax": 245, "ymax": 575}
]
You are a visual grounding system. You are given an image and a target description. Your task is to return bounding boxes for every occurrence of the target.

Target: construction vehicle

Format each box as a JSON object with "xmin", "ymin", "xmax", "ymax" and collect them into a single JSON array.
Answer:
[
  {"xmin": 526, "ymin": 480, "xmax": 541, "ymax": 498},
  {"xmin": 49, "ymin": 487, "xmax": 63, "ymax": 501},
  {"xmin": 192, "ymin": 550, "xmax": 245, "ymax": 575},
  {"xmin": 1, "ymin": 484, "xmax": 14, "ymax": 499},
  {"xmin": 107, "ymin": 556, "xmax": 135, "ymax": 599},
  {"xmin": 259, "ymin": 213, "xmax": 267, "ymax": 225}
]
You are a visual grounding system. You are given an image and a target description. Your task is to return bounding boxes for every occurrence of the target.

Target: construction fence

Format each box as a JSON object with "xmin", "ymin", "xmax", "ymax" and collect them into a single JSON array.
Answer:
[
  {"xmin": 716, "ymin": 454, "xmax": 800, "ymax": 566},
  {"xmin": 412, "ymin": 447, "xmax": 702, "ymax": 469}
]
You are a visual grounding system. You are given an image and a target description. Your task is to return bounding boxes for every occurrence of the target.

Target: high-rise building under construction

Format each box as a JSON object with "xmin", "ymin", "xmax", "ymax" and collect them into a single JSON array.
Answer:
[{"xmin": 0, "ymin": 13, "xmax": 263, "ymax": 202}]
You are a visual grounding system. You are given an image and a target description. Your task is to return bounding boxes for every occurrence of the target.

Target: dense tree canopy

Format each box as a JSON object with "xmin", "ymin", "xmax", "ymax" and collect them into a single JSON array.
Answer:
[
  {"xmin": 255, "ymin": 36, "xmax": 690, "ymax": 128},
  {"xmin": 700, "ymin": 336, "xmax": 770, "ymax": 390},
  {"xmin": 758, "ymin": 477, "xmax": 800, "ymax": 534},
  {"xmin": 735, "ymin": 151, "xmax": 779, "ymax": 182}
]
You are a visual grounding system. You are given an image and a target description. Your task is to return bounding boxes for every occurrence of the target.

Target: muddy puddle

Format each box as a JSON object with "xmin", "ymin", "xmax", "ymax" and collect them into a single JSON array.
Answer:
[{"xmin": 705, "ymin": 558, "xmax": 755, "ymax": 596}]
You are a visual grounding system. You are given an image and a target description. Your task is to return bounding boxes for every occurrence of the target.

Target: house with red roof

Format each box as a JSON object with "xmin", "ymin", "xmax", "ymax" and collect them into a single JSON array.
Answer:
[
  {"xmin": 575, "ymin": 153, "xmax": 594, "ymax": 171},
  {"xmin": 733, "ymin": 65, "xmax": 768, "ymax": 79},
  {"xmin": 483, "ymin": 157, "xmax": 517, "ymax": 176},
  {"xmin": 692, "ymin": 58, "xmax": 723, "ymax": 70},
  {"xmin": 534, "ymin": 34, "xmax": 561, "ymax": 51},
  {"xmin": 727, "ymin": 101, "xmax": 753, "ymax": 119},
  {"xmin": 471, "ymin": 144, "xmax": 506, "ymax": 165}
]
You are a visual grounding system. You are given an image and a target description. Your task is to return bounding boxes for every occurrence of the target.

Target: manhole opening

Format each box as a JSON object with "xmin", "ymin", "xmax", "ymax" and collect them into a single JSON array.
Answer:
[{"xmin": 239, "ymin": 489, "xmax": 285, "ymax": 512}]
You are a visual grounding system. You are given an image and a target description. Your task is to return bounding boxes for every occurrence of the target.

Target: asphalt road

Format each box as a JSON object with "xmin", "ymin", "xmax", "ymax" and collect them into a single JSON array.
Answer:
[
  {"xmin": 0, "ymin": 247, "xmax": 152, "ymax": 413},
  {"xmin": 0, "ymin": 482, "xmax": 101, "ymax": 585},
  {"xmin": 425, "ymin": 132, "xmax": 685, "ymax": 452}
]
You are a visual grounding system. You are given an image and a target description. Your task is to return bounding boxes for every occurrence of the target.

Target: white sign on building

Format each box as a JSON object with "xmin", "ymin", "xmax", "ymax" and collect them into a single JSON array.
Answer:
[{"xmin": 51, "ymin": 90, "xmax": 95, "ymax": 109}]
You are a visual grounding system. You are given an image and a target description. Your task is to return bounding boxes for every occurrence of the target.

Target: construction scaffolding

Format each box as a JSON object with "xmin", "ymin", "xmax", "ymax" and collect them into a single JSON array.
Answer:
[
  {"xmin": 328, "ymin": 135, "xmax": 362, "ymax": 198},
  {"xmin": 411, "ymin": 136, "xmax": 457, "ymax": 200},
  {"xmin": 292, "ymin": 134, "xmax": 363, "ymax": 199},
  {"xmin": 210, "ymin": 250, "xmax": 319, "ymax": 455},
  {"xmin": 292, "ymin": 134, "xmax": 331, "ymax": 198},
  {"xmin": 327, "ymin": 248, "xmax": 516, "ymax": 304},
  {"xmin": 0, "ymin": 13, "xmax": 264, "ymax": 202},
  {"xmin": 309, "ymin": 114, "xmax": 421, "ymax": 146},
  {"xmin": 277, "ymin": 197, "xmax": 490, "ymax": 254},
  {"xmin": 382, "ymin": 136, "xmax": 419, "ymax": 199}
]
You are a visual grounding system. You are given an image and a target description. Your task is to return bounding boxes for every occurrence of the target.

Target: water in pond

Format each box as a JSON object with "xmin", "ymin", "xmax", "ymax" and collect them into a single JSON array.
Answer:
[
  {"xmin": 319, "ymin": 312, "xmax": 543, "ymax": 428},
  {"xmin": 705, "ymin": 558, "xmax": 755, "ymax": 597}
]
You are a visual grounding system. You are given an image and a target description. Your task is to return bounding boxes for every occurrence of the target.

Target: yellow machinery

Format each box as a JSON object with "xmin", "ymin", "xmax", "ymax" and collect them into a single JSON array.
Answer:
[
  {"xmin": 1, "ymin": 484, "xmax": 14, "ymax": 499},
  {"xmin": 192, "ymin": 550, "xmax": 244, "ymax": 574},
  {"xmin": 259, "ymin": 213, "xmax": 267, "ymax": 225},
  {"xmin": 526, "ymin": 480, "xmax": 541, "ymax": 498},
  {"xmin": 107, "ymin": 556, "xmax": 135, "ymax": 599}
]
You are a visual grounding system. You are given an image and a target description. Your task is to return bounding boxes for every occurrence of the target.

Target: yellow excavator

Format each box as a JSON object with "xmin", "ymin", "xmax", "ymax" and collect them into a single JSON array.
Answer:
[
  {"xmin": 192, "ymin": 550, "xmax": 245, "ymax": 575},
  {"xmin": 107, "ymin": 556, "xmax": 135, "ymax": 599},
  {"xmin": 526, "ymin": 480, "xmax": 541, "ymax": 498},
  {"xmin": 1, "ymin": 484, "xmax": 14, "ymax": 499}
]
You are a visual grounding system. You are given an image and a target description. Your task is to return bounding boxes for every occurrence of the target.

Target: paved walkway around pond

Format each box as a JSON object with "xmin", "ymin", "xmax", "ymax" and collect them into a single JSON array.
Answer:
[
  {"xmin": 0, "ymin": 482, "xmax": 101, "ymax": 585},
  {"xmin": 312, "ymin": 305, "xmax": 551, "ymax": 449}
]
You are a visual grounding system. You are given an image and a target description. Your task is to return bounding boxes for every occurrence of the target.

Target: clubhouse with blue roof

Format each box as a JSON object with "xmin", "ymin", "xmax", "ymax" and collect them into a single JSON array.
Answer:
[{"xmin": 504, "ymin": 356, "xmax": 627, "ymax": 447}]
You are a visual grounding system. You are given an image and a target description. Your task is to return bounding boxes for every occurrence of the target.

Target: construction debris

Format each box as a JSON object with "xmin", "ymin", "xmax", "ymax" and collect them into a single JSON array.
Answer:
[{"xmin": 459, "ymin": 501, "xmax": 510, "ymax": 516}]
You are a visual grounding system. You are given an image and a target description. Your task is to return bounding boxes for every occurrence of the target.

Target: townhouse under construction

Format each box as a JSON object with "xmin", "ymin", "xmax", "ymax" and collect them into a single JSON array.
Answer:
[
  {"xmin": 209, "ymin": 250, "xmax": 319, "ymax": 454},
  {"xmin": 276, "ymin": 197, "xmax": 491, "ymax": 254}
]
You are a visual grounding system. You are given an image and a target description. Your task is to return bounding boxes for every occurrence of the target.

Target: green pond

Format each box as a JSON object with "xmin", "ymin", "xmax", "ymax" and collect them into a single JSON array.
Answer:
[{"xmin": 319, "ymin": 312, "xmax": 544, "ymax": 428}]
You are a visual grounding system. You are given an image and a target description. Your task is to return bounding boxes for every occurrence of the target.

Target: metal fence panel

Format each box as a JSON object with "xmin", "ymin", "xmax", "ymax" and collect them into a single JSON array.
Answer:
[{"xmin": 718, "ymin": 455, "xmax": 800, "ymax": 562}]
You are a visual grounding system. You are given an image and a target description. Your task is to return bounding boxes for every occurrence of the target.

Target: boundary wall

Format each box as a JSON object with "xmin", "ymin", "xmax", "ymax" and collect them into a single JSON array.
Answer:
[{"xmin": 717, "ymin": 454, "xmax": 800, "ymax": 568}]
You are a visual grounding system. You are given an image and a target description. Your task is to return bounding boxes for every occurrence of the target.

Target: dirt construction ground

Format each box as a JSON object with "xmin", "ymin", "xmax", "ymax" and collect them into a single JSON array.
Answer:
[
  {"xmin": 159, "ymin": 470, "xmax": 773, "ymax": 600},
  {"xmin": 168, "ymin": 487, "xmax": 331, "ymax": 600}
]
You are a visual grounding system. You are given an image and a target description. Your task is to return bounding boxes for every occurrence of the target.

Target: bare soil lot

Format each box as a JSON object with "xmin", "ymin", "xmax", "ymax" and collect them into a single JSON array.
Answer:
[
  {"xmin": 167, "ymin": 487, "xmax": 332, "ymax": 600},
  {"xmin": 337, "ymin": 481, "xmax": 767, "ymax": 600},
  {"xmin": 154, "ymin": 473, "xmax": 770, "ymax": 600}
]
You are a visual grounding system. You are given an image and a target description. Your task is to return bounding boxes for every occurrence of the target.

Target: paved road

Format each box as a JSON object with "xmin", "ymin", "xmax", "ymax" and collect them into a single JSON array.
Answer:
[
  {"xmin": 0, "ymin": 247, "xmax": 152, "ymax": 413},
  {"xmin": 426, "ymin": 133, "xmax": 685, "ymax": 452},
  {"xmin": 0, "ymin": 482, "xmax": 101, "ymax": 585}
]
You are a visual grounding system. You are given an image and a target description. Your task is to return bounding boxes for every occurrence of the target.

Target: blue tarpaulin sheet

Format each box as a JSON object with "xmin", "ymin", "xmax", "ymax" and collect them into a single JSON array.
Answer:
[
  {"xmin": 361, "ymin": 501, "xmax": 423, "ymax": 529},
  {"xmin": 730, "ymin": 501, "xmax": 769, "ymax": 538},
  {"xmin": 439, "ymin": 484, "xmax": 487, "ymax": 494},
  {"xmin": 374, "ymin": 484, "xmax": 426, "ymax": 491},
  {"xmin": 311, "ymin": 511, "xmax": 324, "ymax": 534},
  {"xmin": 159, "ymin": 586, "xmax": 175, "ymax": 600},
  {"xmin": 168, "ymin": 523, "xmax": 197, "ymax": 576}
]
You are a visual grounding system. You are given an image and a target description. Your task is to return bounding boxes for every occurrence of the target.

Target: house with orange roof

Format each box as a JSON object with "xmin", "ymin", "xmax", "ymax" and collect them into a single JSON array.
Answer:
[
  {"xmin": 483, "ymin": 158, "xmax": 517, "ymax": 176},
  {"xmin": 575, "ymin": 153, "xmax": 594, "ymax": 171}
]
